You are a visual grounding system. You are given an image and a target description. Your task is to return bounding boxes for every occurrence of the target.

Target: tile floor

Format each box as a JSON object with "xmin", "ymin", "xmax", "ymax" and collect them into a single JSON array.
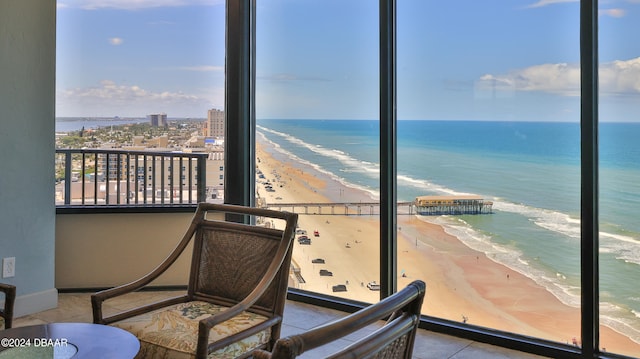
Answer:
[{"xmin": 13, "ymin": 291, "xmax": 548, "ymax": 358}]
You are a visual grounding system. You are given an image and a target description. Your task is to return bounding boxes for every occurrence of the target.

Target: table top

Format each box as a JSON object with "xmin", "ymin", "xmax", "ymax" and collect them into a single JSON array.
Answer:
[{"xmin": 0, "ymin": 322, "xmax": 139, "ymax": 359}]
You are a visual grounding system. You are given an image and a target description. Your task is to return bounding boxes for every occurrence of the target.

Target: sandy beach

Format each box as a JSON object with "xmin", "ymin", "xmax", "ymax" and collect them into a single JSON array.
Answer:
[{"xmin": 256, "ymin": 140, "xmax": 640, "ymax": 356}]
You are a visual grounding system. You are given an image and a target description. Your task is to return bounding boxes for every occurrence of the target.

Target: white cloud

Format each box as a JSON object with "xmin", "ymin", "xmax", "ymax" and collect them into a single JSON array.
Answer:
[
  {"xmin": 526, "ymin": 0, "xmax": 578, "ymax": 8},
  {"xmin": 70, "ymin": 80, "xmax": 204, "ymax": 102},
  {"xmin": 599, "ymin": 8, "xmax": 626, "ymax": 17},
  {"xmin": 57, "ymin": 0, "xmax": 223, "ymax": 10},
  {"xmin": 477, "ymin": 63, "xmax": 580, "ymax": 96},
  {"xmin": 57, "ymin": 80, "xmax": 213, "ymax": 117},
  {"xmin": 476, "ymin": 57, "xmax": 640, "ymax": 96},
  {"xmin": 108, "ymin": 37, "xmax": 124, "ymax": 46},
  {"xmin": 600, "ymin": 58, "xmax": 640, "ymax": 94}
]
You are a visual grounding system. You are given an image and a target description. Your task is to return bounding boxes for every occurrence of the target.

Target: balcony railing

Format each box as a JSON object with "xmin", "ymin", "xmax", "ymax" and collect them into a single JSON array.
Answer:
[{"xmin": 55, "ymin": 149, "xmax": 207, "ymax": 209}]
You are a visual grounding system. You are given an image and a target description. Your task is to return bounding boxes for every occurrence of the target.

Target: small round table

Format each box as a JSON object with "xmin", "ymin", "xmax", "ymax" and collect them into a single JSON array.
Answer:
[{"xmin": 0, "ymin": 322, "xmax": 139, "ymax": 358}]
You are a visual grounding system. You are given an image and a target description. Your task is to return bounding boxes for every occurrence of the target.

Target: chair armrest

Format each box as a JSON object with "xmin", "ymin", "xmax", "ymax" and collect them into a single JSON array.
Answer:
[
  {"xmin": 198, "ymin": 264, "xmax": 277, "ymax": 329},
  {"xmin": 197, "ymin": 207, "xmax": 295, "ymax": 332},
  {"xmin": 91, "ymin": 277, "xmax": 171, "ymax": 324},
  {"xmin": 197, "ymin": 304, "xmax": 283, "ymax": 358},
  {"xmin": 195, "ymin": 230, "xmax": 294, "ymax": 358},
  {"xmin": 195, "ymin": 280, "xmax": 280, "ymax": 358},
  {"xmin": 92, "ymin": 217, "xmax": 201, "ymax": 324},
  {"xmin": 0, "ymin": 283, "xmax": 16, "ymax": 301},
  {"xmin": 92, "ymin": 293, "xmax": 189, "ymax": 325},
  {"xmin": 91, "ymin": 236, "xmax": 194, "ymax": 324},
  {"xmin": 0, "ymin": 283, "xmax": 16, "ymax": 329}
]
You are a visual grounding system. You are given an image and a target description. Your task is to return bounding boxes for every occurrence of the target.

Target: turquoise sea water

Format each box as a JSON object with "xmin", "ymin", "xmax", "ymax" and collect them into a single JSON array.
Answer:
[{"xmin": 257, "ymin": 119, "xmax": 640, "ymax": 344}]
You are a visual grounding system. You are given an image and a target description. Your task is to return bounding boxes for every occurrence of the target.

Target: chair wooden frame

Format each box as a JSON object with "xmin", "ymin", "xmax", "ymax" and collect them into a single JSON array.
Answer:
[
  {"xmin": 91, "ymin": 203, "xmax": 298, "ymax": 359},
  {"xmin": 254, "ymin": 280, "xmax": 426, "ymax": 359},
  {"xmin": 0, "ymin": 283, "xmax": 16, "ymax": 329}
]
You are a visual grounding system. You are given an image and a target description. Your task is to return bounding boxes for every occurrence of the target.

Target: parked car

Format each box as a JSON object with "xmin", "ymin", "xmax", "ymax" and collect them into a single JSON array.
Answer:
[
  {"xmin": 298, "ymin": 237, "xmax": 311, "ymax": 245},
  {"xmin": 332, "ymin": 284, "xmax": 347, "ymax": 292},
  {"xmin": 313, "ymin": 229, "xmax": 319, "ymax": 237},
  {"xmin": 367, "ymin": 281, "xmax": 381, "ymax": 291},
  {"xmin": 296, "ymin": 229, "xmax": 307, "ymax": 235},
  {"xmin": 319, "ymin": 269, "xmax": 333, "ymax": 276},
  {"xmin": 311, "ymin": 258, "xmax": 325, "ymax": 264}
]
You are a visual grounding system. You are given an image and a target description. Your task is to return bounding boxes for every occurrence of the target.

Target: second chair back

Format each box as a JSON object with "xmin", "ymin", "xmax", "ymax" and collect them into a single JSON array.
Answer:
[
  {"xmin": 254, "ymin": 280, "xmax": 426, "ymax": 359},
  {"xmin": 189, "ymin": 204, "xmax": 297, "ymax": 316}
]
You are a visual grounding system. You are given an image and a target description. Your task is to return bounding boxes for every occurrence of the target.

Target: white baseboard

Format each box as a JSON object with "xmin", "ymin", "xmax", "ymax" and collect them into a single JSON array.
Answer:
[{"xmin": 13, "ymin": 288, "xmax": 58, "ymax": 318}]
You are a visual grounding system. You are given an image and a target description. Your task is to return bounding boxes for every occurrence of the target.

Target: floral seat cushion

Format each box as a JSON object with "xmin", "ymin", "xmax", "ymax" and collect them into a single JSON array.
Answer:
[{"xmin": 112, "ymin": 301, "xmax": 271, "ymax": 359}]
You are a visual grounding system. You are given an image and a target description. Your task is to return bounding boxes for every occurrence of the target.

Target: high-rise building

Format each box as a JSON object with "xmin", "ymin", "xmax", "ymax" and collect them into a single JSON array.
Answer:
[
  {"xmin": 207, "ymin": 109, "xmax": 224, "ymax": 138},
  {"xmin": 148, "ymin": 113, "xmax": 167, "ymax": 127}
]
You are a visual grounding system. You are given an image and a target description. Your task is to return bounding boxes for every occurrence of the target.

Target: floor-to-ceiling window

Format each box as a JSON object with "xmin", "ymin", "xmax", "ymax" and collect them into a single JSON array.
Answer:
[
  {"xmin": 598, "ymin": 2, "xmax": 640, "ymax": 357},
  {"xmin": 237, "ymin": 1, "xmax": 640, "ymax": 357},
  {"xmin": 396, "ymin": 0, "xmax": 587, "ymax": 347},
  {"xmin": 255, "ymin": 0, "xmax": 381, "ymax": 302},
  {"xmin": 54, "ymin": 0, "xmax": 640, "ymax": 357}
]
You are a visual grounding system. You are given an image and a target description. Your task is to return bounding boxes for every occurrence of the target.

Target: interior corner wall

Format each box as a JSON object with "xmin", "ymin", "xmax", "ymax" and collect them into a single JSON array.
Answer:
[{"xmin": 0, "ymin": 0, "xmax": 58, "ymax": 316}]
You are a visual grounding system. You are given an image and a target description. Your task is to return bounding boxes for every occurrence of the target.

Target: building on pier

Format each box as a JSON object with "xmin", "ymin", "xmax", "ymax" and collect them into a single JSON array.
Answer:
[{"xmin": 414, "ymin": 195, "xmax": 492, "ymax": 215}]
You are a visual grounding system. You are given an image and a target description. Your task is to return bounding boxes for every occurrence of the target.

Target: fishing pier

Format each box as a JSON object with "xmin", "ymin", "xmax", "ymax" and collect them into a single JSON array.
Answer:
[
  {"xmin": 264, "ymin": 196, "xmax": 492, "ymax": 216},
  {"xmin": 414, "ymin": 195, "xmax": 492, "ymax": 215}
]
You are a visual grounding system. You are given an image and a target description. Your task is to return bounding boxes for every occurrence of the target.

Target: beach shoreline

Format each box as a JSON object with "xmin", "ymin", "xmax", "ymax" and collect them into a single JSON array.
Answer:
[{"xmin": 256, "ymin": 137, "xmax": 640, "ymax": 356}]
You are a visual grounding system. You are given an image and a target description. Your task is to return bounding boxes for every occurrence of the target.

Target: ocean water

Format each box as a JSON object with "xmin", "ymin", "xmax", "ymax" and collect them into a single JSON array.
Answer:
[{"xmin": 257, "ymin": 119, "xmax": 640, "ymax": 344}]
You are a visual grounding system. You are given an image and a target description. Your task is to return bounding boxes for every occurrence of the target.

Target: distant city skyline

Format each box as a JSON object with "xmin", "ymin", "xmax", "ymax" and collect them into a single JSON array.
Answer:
[{"xmin": 56, "ymin": 0, "xmax": 640, "ymax": 122}]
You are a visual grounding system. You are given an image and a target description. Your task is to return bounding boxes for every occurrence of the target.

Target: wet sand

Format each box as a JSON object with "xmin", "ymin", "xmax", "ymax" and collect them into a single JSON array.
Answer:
[{"xmin": 256, "ymin": 140, "xmax": 640, "ymax": 356}]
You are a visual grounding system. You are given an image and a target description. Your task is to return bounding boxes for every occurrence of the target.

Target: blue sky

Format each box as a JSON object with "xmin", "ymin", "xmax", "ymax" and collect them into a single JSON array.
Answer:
[{"xmin": 56, "ymin": 0, "xmax": 640, "ymax": 121}]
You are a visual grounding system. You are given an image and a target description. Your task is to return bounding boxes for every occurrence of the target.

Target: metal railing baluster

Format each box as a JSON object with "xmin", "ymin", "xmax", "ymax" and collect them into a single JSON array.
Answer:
[{"xmin": 55, "ymin": 149, "xmax": 207, "ymax": 209}]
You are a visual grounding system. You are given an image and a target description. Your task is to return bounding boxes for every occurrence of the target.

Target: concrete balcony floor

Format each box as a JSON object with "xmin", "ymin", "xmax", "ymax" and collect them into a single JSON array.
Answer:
[{"xmin": 14, "ymin": 291, "xmax": 548, "ymax": 358}]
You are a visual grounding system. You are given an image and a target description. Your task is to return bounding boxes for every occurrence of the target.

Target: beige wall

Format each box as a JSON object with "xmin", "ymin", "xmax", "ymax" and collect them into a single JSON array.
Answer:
[{"xmin": 56, "ymin": 212, "xmax": 196, "ymax": 289}]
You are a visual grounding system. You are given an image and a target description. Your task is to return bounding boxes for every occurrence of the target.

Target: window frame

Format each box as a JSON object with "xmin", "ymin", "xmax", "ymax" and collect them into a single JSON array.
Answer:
[{"xmin": 224, "ymin": 0, "xmax": 604, "ymax": 357}]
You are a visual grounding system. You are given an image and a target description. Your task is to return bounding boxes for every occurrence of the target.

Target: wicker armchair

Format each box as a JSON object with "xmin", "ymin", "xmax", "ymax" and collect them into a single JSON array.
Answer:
[
  {"xmin": 254, "ymin": 280, "xmax": 426, "ymax": 359},
  {"xmin": 91, "ymin": 203, "xmax": 298, "ymax": 359},
  {"xmin": 0, "ymin": 283, "xmax": 16, "ymax": 329}
]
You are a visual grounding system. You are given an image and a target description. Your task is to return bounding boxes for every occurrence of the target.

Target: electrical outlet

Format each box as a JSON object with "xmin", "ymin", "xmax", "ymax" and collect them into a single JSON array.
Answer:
[{"xmin": 2, "ymin": 257, "xmax": 15, "ymax": 278}]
